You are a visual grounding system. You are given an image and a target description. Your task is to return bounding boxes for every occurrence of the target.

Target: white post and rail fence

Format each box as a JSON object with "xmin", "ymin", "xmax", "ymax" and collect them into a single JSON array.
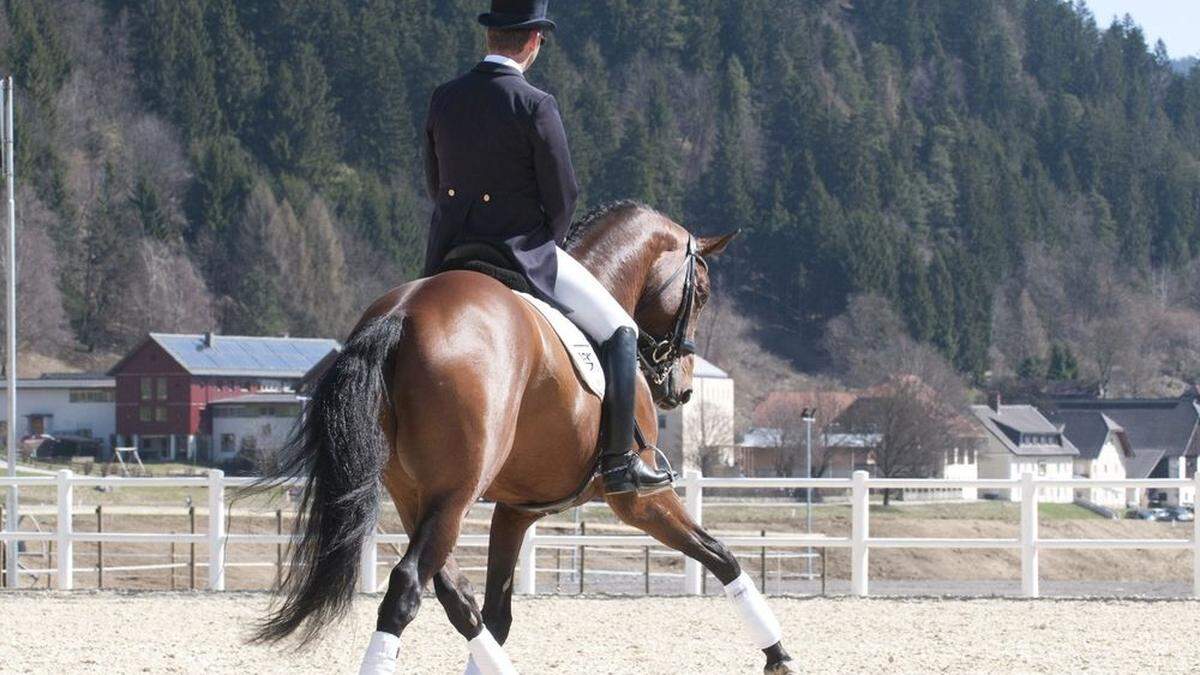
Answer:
[{"xmin": 1, "ymin": 470, "xmax": 1197, "ymax": 597}]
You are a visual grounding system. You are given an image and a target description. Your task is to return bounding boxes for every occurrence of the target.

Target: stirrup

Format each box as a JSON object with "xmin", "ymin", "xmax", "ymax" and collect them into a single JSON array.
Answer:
[{"xmin": 601, "ymin": 450, "xmax": 675, "ymax": 496}]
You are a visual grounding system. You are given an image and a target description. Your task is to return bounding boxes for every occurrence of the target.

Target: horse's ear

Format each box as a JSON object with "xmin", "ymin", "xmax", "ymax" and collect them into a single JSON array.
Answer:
[{"xmin": 698, "ymin": 230, "xmax": 740, "ymax": 258}]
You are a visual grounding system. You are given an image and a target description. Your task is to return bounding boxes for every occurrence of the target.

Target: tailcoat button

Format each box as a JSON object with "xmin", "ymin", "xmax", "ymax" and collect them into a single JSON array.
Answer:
[
  {"xmin": 448, "ymin": 188, "xmax": 456, "ymax": 197},
  {"xmin": 483, "ymin": 194, "xmax": 491, "ymax": 203}
]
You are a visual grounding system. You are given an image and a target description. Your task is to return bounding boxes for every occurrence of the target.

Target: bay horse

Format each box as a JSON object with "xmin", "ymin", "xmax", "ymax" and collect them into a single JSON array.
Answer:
[{"xmin": 253, "ymin": 201, "xmax": 796, "ymax": 674}]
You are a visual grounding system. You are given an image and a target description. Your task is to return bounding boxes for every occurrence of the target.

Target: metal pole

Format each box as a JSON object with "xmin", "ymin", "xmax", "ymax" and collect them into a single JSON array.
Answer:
[
  {"xmin": 188, "ymin": 506, "xmax": 196, "ymax": 591},
  {"xmin": 96, "ymin": 505, "xmax": 103, "ymax": 589},
  {"xmin": 643, "ymin": 546, "xmax": 650, "ymax": 595},
  {"xmin": 3, "ymin": 76, "xmax": 20, "ymax": 591},
  {"xmin": 578, "ymin": 522, "xmax": 585, "ymax": 595},
  {"xmin": 804, "ymin": 414, "xmax": 814, "ymax": 578},
  {"xmin": 275, "ymin": 509, "xmax": 283, "ymax": 590}
]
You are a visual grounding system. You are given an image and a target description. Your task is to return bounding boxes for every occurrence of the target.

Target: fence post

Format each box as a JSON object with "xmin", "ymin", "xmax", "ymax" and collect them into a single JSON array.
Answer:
[
  {"xmin": 360, "ymin": 528, "xmax": 378, "ymax": 593},
  {"xmin": 96, "ymin": 505, "xmax": 103, "ymax": 589},
  {"xmin": 518, "ymin": 520, "xmax": 537, "ymax": 595},
  {"xmin": 1020, "ymin": 472, "xmax": 1039, "ymax": 598},
  {"xmin": 851, "ymin": 470, "xmax": 869, "ymax": 597},
  {"xmin": 1193, "ymin": 471, "xmax": 1199, "ymax": 598},
  {"xmin": 207, "ymin": 469, "xmax": 225, "ymax": 591},
  {"xmin": 56, "ymin": 470, "xmax": 74, "ymax": 590},
  {"xmin": 684, "ymin": 470, "xmax": 703, "ymax": 595}
]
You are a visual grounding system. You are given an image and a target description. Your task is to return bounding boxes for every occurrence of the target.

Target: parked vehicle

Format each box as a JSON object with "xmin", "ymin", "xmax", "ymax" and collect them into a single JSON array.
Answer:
[
  {"xmin": 1126, "ymin": 508, "xmax": 1162, "ymax": 521},
  {"xmin": 1163, "ymin": 506, "xmax": 1194, "ymax": 522}
]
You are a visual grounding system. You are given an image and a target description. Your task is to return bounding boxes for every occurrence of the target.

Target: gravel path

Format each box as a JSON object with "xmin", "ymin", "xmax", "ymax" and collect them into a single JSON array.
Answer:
[{"xmin": 2, "ymin": 592, "xmax": 1198, "ymax": 674}]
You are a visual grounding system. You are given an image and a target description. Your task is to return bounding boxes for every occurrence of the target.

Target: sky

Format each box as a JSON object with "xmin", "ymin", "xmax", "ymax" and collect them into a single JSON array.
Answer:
[{"xmin": 1082, "ymin": 1, "xmax": 1200, "ymax": 58}]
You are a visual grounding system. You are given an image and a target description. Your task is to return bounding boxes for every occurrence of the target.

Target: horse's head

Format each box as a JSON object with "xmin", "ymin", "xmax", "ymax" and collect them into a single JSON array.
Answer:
[
  {"xmin": 565, "ymin": 201, "xmax": 740, "ymax": 410},
  {"xmin": 634, "ymin": 225, "xmax": 739, "ymax": 410}
]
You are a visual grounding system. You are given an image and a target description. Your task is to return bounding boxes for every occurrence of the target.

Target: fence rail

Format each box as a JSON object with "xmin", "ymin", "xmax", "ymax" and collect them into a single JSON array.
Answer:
[{"xmin": 1, "ymin": 469, "xmax": 1197, "ymax": 597}]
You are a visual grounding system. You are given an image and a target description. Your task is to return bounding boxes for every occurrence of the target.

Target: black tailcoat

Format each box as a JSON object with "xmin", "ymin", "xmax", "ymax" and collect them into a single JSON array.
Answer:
[{"xmin": 422, "ymin": 61, "xmax": 579, "ymax": 302}]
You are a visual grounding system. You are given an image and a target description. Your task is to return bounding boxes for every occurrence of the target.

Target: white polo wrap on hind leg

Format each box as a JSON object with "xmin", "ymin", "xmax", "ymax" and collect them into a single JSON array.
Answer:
[
  {"xmin": 359, "ymin": 631, "xmax": 401, "ymax": 675},
  {"xmin": 466, "ymin": 629, "xmax": 518, "ymax": 675},
  {"xmin": 723, "ymin": 572, "xmax": 783, "ymax": 650}
]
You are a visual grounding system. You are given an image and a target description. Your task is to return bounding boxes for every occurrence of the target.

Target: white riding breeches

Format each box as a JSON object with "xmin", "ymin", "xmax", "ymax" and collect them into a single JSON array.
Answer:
[{"xmin": 552, "ymin": 247, "xmax": 637, "ymax": 344}]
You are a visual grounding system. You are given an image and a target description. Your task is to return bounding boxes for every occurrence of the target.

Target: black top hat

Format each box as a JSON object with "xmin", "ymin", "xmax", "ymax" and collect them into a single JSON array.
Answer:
[{"xmin": 478, "ymin": 0, "xmax": 556, "ymax": 32}]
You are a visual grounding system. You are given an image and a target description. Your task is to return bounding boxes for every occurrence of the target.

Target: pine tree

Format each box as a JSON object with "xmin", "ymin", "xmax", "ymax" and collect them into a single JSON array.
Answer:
[{"xmin": 264, "ymin": 42, "xmax": 340, "ymax": 182}]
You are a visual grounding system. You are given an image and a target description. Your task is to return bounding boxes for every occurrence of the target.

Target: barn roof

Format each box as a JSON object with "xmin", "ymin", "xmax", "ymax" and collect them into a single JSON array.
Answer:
[{"xmin": 111, "ymin": 333, "xmax": 341, "ymax": 379}]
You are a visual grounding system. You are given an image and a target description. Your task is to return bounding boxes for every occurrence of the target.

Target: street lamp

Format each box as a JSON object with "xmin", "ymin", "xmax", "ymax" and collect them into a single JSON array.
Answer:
[{"xmin": 801, "ymin": 407, "xmax": 817, "ymax": 579}]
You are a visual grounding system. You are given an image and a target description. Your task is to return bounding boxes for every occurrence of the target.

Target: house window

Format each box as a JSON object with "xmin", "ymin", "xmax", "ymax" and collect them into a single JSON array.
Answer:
[
  {"xmin": 221, "ymin": 434, "xmax": 236, "ymax": 454},
  {"xmin": 69, "ymin": 389, "xmax": 114, "ymax": 403},
  {"xmin": 140, "ymin": 377, "xmax": 152, "ymax": 400},
  {"xmin": 155, "ymin": 406, "xmax": 168, "ymax": 423},
  {"xmin": 658, "ymin": 415, "xmax": 666, "ymax": 429},
  {"xmin": 1038, "ymin": 462, "xmax": 1047, "ymax": 477},
  {"xmin": 157, "ymin": 377, "xmax": 168, "ymax": 400},
  {"xmin": 139, "ymin": 406, "xmax": 152, "ymax": 422}
]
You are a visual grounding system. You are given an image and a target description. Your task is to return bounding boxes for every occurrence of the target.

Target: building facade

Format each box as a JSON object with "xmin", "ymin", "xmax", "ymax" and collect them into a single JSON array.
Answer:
[
  {"xmin": 0, "ymin": 374, "xmax": 116, "ymax": 454},
  {"xmin": 109, "ymin": 333, "xmax": 338, "ymax": 462},
  {"xmin": 658, "ymin": 357, "xmax": 736, "ymax": 475},
  {"xmin": 971, "ymin": 398, "xmax": 1078, "ymax": 503}
]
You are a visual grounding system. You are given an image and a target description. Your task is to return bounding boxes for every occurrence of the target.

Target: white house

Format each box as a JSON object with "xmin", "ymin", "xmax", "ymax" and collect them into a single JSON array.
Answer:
[
  {"xmin": 1046, "ymin": 410, "xmax": 1134, "ymax": 508},
  {"xmin": 658, "ymin": 356, "xmax": 735, "ymax": 474},
  {"xmin": 0, "ymin": 374, "xmax": 116, "ymax": 454},
  {"xmin": 1047, "ymin": 394, "xmax": 1198, "ymax": 507},
  {"xmin": 209, "ymin": 393, "xmax": 303, "ymax": 461},
  {"xmin": 970, "ymin": 396, "xmax": 1078, "ymax": 503}
]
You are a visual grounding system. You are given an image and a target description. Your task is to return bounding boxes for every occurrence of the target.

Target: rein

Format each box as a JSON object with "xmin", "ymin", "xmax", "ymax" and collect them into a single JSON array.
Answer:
[{"xmin": 635, "ymin": 236, "xmax": 705, "ymax": 385}]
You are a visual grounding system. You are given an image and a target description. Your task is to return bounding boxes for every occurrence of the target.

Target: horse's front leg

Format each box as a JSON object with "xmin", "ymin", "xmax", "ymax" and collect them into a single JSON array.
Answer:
[
  {"xmin": 461, "ymin": 503, "xmax": 542, "ymax": 674},
  {"xmin": 608, "ymin": 487, "xmax": 796, "ymax": 674}
]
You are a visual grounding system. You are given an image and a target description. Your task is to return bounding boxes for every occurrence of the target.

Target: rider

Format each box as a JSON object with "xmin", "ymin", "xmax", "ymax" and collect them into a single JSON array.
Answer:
[{"xmin": 422, "ymin": 0, "xmax": 672, "ymax": 496}]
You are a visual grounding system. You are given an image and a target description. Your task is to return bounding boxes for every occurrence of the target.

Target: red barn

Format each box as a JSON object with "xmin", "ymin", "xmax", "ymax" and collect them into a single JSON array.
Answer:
[{"xmin": 108, "ymin": 333, "xmax": 340, "ymax": 462}]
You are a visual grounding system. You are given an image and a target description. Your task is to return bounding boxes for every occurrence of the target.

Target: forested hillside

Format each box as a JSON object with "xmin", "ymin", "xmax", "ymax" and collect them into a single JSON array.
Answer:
[{"xmin": 2, "ymin": 0, "xmax": 1200, "ymax": 396}]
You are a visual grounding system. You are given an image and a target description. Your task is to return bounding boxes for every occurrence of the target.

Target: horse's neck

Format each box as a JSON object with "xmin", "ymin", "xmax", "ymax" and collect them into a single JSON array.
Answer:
[{"xmin": 573, "ymin": 226, "xmax": 666, "ymax": 315}]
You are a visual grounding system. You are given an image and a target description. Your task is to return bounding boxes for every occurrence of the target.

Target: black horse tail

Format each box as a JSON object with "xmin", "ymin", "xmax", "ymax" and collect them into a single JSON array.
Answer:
[{"xmin": 250, "ymin": 314, "xmax": 406, "ymax": 646}]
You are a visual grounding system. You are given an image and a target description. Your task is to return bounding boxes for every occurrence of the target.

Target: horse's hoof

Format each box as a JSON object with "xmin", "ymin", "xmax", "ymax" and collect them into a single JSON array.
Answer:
[{"xmin": 764, "ymin": 659, "xmax": 798, "ymax": 675}]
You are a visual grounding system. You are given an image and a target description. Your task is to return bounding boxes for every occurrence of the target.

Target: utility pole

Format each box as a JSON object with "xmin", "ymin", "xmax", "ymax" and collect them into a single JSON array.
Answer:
[
  {"xmin": 2, "ymin": 76, "xmax": 18, "ymax": 589},
  {"xmin": 801, "ymin": 407, "xmax": 816, "ymax": 579}
]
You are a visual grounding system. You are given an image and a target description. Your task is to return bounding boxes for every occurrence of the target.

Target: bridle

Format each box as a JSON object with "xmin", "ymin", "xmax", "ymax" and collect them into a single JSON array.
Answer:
[{"xmin": 634, "ymin": 236, "xmax": 707, "ymax": 386}]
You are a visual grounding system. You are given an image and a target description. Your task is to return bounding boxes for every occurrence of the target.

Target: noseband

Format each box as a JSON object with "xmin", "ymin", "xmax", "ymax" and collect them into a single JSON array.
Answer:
[{"xmin": 635, "ymin": 237, "xmax": 706, "ymax": 386}]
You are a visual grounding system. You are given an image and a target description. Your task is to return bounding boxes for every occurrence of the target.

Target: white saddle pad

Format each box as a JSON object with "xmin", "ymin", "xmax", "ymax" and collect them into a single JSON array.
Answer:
[{"xmin": 515, "ymin": 292, "xmax": 605, "ymax": 398}]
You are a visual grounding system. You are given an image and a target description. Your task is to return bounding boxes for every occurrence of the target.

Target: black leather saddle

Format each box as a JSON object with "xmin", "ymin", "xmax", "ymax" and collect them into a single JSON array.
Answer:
[{"xmin": 440, "ymin": 242, "xmax": 532, "ymax": 294}]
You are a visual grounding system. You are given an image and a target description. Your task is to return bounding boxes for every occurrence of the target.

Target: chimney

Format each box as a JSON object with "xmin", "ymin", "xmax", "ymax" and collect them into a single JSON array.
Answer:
[
  {"xmin": 203, "ymin": 332, "xmax": 215, "ymax": 348},
  {"xmin": 988, "ymin": 392, "xmax": 1002, "ymax": 413}
]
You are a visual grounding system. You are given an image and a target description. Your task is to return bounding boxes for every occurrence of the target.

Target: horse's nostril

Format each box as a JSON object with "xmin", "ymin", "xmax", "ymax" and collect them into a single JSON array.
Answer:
[{"xmin": 679, "ymin": 389, "xmax": 693, "ymax": 404}]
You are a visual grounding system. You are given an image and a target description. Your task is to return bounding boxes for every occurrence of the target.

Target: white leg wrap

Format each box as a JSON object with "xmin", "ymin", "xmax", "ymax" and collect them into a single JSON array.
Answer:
[
  {"xmin": 466, "ymin": 629, "xmax": 518, "ymax": 675},
  {"xmin": 358, "ymin": 631, "xmax": 401, "ymax": 675},
  {"xmin": 462, "ymin": 655, "xmax": 484, "ymax": 675},
  {"xmin": 723, "ymin": 572, "xmax": 783, "ymax": 650}
]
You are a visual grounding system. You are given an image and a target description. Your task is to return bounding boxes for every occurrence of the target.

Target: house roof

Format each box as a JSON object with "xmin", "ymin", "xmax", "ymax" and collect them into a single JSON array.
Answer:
[
  {"xmin": 0, "ymin": 374, "xmax": 115, "ymax": 390},
  {"xmin": 740, "ymin": 427, "xmax": 783, "ymax": 448},
  {"xmin": 112, "ymin": 333, "xmax": 341, "ymax": 379},
  {"xmin": 693, "ymin": 356, "xmax": 729, "ymax": 379},
  {"xmin": 1045, "ymin": 410, "xmax": 1131, "ymax": 461},
  {"xmin": 1049, "ymin": 396, "xmax": 1200, "ymax": 459},
  {"xmin": 970, "ymin": 404, "xmax": 1080, "ymax": 457},
  {"xmin": 1123, "ymin": 446, "xmax": 1167, "ymax": 480}
]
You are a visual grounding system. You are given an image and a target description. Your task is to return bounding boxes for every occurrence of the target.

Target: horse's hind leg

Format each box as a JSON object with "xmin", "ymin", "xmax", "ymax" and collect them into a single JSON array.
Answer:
[
  {"xmin": 361, "ymin": 490, "xmax": 516, "ymax": 675},
  {"xmin": 456, "ymin": 503, "xmax": 541, "ymax": 675},
  {"xmin": 609, "ymin": 492, "xmax": 797, "ymax": 675}
]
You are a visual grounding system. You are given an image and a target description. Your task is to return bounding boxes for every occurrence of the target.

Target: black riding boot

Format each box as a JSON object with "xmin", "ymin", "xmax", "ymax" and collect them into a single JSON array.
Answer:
[{"xmin": 599, "ymin": 326, "xmax": 674, "ymax": 495}]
